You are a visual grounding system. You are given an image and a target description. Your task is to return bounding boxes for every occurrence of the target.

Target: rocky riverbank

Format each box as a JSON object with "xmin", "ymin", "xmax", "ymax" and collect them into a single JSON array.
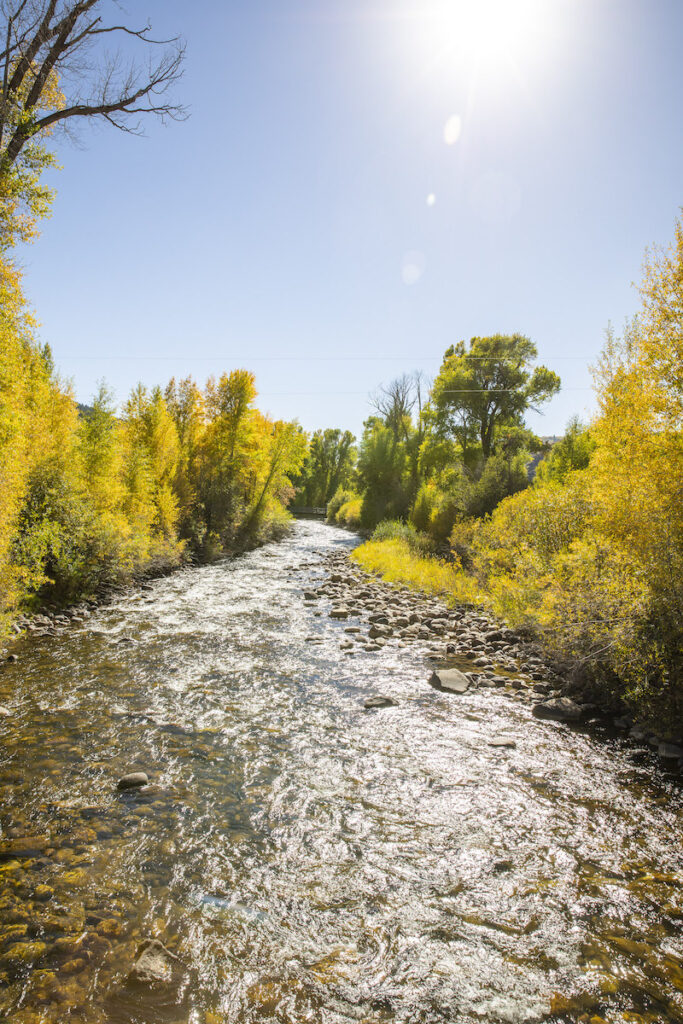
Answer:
[{"xmin": 311, "ymin": 548, "xmax": 683, "ymax": 774}]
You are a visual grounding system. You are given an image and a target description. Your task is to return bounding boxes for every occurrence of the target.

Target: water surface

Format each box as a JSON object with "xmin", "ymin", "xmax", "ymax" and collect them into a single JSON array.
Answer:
[{"xmin": 0, "ymin": 521, "xmax": 681, "ymax": 1024}]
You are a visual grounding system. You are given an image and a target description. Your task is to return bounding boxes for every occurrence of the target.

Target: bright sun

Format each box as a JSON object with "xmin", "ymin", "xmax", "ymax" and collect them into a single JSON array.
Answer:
[{"xmin": 418, "ymin": 0, "xmax": 547, "ymax": 70}]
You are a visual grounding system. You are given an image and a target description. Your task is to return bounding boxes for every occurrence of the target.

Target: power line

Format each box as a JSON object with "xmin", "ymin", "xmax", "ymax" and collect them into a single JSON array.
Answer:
[
  {"xmin": 56, "ymin": 353, "xmax": 595, "ymax": 363},
  {"xmin": 254, "ymin": 387, "xmax": 593, "ymax": 397}
]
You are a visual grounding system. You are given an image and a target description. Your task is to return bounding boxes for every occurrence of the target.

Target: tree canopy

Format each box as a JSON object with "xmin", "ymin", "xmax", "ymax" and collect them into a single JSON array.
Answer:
[{"xmin": 431, "ymin": 334, "xmax": 561, "ymax": 460}]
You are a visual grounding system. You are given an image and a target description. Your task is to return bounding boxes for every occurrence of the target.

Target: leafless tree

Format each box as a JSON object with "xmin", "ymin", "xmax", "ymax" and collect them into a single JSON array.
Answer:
[
  {"xmin": 370, "ymin": 371, "xmax": 432, "ymax": 440},
  {"xmin": 0, "ymin": 0, "xmax": 185, "ymax": 171}
]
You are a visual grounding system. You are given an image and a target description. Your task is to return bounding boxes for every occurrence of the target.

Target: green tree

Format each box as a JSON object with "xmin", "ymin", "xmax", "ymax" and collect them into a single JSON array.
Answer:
[
  {"xmin": 357, "ymin": 418, "xmax": 410, "ymax": 529},
  {"xmin": 431, "ymin": 334, "xmax": 561, "ymax": 460},
  {"xmin": 294, "ymin": 428, "xmax": 356, "ymax": 507},
  {"xmin": 535, "ymin": 416, "xmax": 595, "ymax": 485}
]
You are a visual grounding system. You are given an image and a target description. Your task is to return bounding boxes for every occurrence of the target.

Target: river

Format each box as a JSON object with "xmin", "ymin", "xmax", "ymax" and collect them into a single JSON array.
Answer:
[{"xmin": 0, "ymin": 520, "xmax": 681, "ymax": 1024}]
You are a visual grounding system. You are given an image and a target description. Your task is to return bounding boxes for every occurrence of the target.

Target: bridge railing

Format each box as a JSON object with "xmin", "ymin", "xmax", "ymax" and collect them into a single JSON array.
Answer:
[{"xmin": 291, "ymin": 506, "xmax": 328, "ymax": 517}]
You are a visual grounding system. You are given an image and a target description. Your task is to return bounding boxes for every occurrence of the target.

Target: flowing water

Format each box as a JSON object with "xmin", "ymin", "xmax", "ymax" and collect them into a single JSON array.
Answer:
[{"xmin": 0, "ymin": 521, "xmax": 682, "ymax": 1024}]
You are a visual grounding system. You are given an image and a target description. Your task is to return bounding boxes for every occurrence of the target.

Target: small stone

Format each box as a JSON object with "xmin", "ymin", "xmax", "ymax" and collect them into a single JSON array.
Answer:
[
  {"xmin": 97, "ymin": 917, "xmax": 124, "ymax": 937},
  {"xmin": 488, "ymin": 737, "xmax": 517, "ymax": 749},
  {"xmin": 128, "ymin": 938, "xmax": 183, "ymax": 988},
  {"xmin": 2, "ymin": 941, "xmax": 47, "ymax": 965},
  {"xmin": 61, "ymin": 958, "xmax": 87, "ymax": 974},
  {"xmin": 329, "ymin": 607, "xmax": 349, "ymax": 619},
  {"xmin": 6, "ymin": 654, "xmax": 18, "ymax": 663},
  {"xmin": 363, "ymin": 696, "xmax": 397, "ymax": 709},
  {"xmin": 117, "ymin": 772, "xmax": 149, "ymax": 790}
]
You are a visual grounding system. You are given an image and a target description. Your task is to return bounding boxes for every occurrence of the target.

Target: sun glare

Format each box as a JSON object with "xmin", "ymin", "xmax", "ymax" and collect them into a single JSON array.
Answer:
[{"xmin": 419, "ymin": 0, "xmax": 547, "ymax": 70}]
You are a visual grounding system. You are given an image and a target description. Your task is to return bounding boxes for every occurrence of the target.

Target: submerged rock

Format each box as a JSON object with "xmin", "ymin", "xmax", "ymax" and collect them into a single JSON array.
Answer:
[
  {"xmin": 117, "ymin": 772, "xmax": 149, "ymax": 790},
  {"xmin": 429, "ymin": 668, "xmax": 470, "ymax": 694},
  {"xmin": 128, "ymin": 938, "xmax": 184, "ymax": 988},
  {"xmin": 0, "ymin": 836, "xmax": 49, "ymax": 860},
  {"xmin": 532, "ymin": 697, "xmax": 583, "ymax": 722},
  {"xmin": 363, "ymin": 696, "xmax": 397, "ymax": 709}
]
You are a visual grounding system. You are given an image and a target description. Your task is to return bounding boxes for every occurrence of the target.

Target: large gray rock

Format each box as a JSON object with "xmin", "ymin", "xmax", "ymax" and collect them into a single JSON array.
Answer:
[
  {"xmin": 532, "ymin": 697, "xmax": 583, "ymax": 722},
  {"xmin": 429, "ymin": 668, "xmax": 470, "ymax": 694}
]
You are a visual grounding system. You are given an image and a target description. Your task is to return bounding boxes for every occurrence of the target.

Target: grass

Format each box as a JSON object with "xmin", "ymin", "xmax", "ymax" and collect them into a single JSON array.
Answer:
[{"xmin": 351, "ymin": 537, "xmax": 480, "ymax": 606}]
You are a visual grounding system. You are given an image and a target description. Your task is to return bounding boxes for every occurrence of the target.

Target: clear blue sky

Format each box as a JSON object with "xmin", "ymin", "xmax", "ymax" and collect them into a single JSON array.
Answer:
[{"xmin": 19, "ymin": 0, "xmax": 683, "ymax": 440}]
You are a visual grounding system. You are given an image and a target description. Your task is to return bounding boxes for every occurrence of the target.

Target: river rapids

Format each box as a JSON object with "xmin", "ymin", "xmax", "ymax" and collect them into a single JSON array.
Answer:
[{"xmin": 0, "ymin": 521, "xmax": 681, "ymax": 1024}]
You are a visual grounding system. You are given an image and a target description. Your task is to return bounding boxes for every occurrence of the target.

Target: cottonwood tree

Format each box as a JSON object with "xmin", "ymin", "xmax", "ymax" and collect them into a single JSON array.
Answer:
[
  {"xmin": 431, "ymin": 335, "xmax": 560, "ymax": 460},
  {"xmin": 294, "ymin": 428, "xmax": 356, "ymax": 507},
  {"xmin": 0, "ymin": 0, "xmax": 185, "ymax": 244},
  {"xmin": 370, "ymin": 371, "xmax": 428, "ymax": 441}
]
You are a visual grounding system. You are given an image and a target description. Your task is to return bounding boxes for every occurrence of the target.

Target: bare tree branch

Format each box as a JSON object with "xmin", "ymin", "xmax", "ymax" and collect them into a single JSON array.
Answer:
[
  {"xmin": 370, "ymin": 373, "xmax": 418, "ymax": 439},
  {"xmin": 0, "ymin": 0, "xmax": 186, "ymax": 174}
]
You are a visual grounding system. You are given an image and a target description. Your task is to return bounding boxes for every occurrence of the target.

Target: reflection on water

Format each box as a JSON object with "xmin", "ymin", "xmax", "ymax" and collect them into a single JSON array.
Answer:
[{"xmin": 0, "ymin": 521, "xmax": 681, "ymax": 1024}]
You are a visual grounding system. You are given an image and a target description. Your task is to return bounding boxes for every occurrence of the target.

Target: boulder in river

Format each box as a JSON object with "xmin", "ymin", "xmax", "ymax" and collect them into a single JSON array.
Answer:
[
  {"xmin": 488, "ymin": 737, "xmax": 517, "ymax": 749},
  {"xmin": 429, "ymin": 668, "xmax": 470, "ymax": 694},
  {"xmin": 363, "ymin": 695, "xmax": 397, "ymax": 709},
  {"xmin": 117, "ymin": 772, "xmax": 149, "ymax": 790},
  {"xmin": 329, "ymin": 607, "xmax": 349, "ymax": 619},
  {"xmin": 532, "ymin": 697, "xmax": 583, "ymax": 722}
]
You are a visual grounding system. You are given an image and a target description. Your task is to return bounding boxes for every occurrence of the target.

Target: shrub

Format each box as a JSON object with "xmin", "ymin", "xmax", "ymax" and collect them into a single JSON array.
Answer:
[
  {"xmin": 371, "ymin": 519, "xmax": 433, "ymax": 555},
  {"xmin": 326, "ymin": 488, "xmax": 355, "ymax": 523},
  {"xmin": 410, "ymin": 483, "xmax": 435, "ymax": 533},
  {"xmin": 352, "ymin": 538, "xmax": 478, "ymax": 605},
  {"xmin": 336, "ymin": 497, "xmax": 362, "ymax": 529}
]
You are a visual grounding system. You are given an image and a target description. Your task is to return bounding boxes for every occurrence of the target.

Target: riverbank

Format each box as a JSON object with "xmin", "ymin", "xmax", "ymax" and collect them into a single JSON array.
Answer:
[
  {"xmin": 0, "ymin": 515, "xmax": 295, "ymax": 655},
  {"xmin": 310, "ymin": 544, "xmax": 683, "ymax": 775}
]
